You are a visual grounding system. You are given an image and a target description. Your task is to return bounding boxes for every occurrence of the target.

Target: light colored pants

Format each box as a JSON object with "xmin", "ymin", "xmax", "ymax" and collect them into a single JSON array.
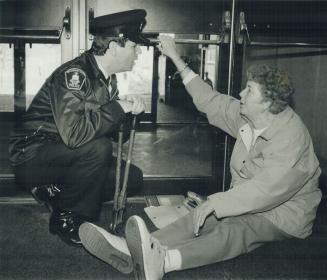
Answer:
[{"xmin": 152, "ymin": 211, "xmax": 290, "ymax": 270}]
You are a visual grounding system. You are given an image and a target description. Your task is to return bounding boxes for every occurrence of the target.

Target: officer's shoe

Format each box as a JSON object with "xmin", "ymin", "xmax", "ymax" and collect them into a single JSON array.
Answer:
[
  {"xmin": 31, "ymin": 184, "xmax": 61, "ymax": 211},
  {"xmin": 49, "ymin": 210, "xmax": 83, "ymax": 246}
]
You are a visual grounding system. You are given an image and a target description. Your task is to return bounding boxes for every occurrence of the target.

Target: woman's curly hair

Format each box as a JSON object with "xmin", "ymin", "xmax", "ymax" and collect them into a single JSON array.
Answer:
[
  {"xmin": 247, "ymin": 64, "xmax": 294, "ymax": 114},
  {"xmin": 90, "ymin": 35, "xmax": 127, "ymax": 56}
]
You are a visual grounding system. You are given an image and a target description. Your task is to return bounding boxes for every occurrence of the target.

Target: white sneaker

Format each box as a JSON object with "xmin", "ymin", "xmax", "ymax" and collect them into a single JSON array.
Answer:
[
  {"xmin": 79, "ymin": 222, "xmax": 133, "ymax": 274},
  {"xmin": 125, "ymin": 215, "xmax": 166, "ymax": 280}
]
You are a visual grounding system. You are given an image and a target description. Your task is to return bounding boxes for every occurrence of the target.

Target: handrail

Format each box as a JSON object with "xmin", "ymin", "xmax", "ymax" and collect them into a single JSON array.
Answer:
[
  {"xmin": 0, "ymin": 27, "xmax": 63, "ymax": 42},
  {"xmin": 248, "ymin": 41, "xmax": 327, "ymax": 48},
  {"xmin": 148, "ymin": 37, "xmax": 223, "ymax": 45}
]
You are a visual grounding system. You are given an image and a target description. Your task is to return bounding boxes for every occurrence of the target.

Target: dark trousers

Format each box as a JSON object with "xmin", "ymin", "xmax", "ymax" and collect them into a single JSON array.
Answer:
[{"xmin": 14, "ymin": 138, "xmax": 143, "ymax": 220}]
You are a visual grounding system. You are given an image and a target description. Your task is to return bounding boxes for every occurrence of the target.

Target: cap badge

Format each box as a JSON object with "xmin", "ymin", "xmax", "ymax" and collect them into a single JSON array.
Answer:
[{"xmin": 65, "ymin": 68, "xmax": 86, "ymax": 90}]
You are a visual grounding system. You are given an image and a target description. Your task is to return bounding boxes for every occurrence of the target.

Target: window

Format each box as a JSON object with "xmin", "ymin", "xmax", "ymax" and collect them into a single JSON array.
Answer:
[
  {"xmin": 0, "ymin": 44, "xmax": 14, "ymax": 112},
  {"xmin": 25, "ymin": 44, "xmax": 61, "ymax": 109},
  {"xmin": 204, "ymin": 34, "xmax": 219, "ymax": 89},
  {"xmin": 116, "ymin": 46, "xmax": 154, "ymax": 113}
]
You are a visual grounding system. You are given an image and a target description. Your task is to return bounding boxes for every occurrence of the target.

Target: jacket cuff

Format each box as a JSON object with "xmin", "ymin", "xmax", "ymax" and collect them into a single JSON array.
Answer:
[
  {"xmin": 101, "ymin": 101, "xmax": 126, "ymax": 122},
  {"xmin": 182, "ymin": 71, "xmax": 198, "ymax": 85}
]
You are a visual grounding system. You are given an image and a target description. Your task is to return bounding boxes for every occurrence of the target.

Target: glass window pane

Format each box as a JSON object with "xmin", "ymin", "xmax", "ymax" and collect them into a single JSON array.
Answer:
[
  {"xmin": 157, "ymin": 34, "xmax": 208, "ymax": 123},
  {"xmin": 0, "ymin": 44, "xmax": 14, "ymax": 112},
  {"xmin": 116, "ymin": 46, "xmax": 153, "ymax": 113},
  {"xmin": 204, "ymin": 34, "xmax": 219, "ymax": 90},
  {"xmin": 25, "ymin": 44, "xmax": 61, "ymax": 109}
]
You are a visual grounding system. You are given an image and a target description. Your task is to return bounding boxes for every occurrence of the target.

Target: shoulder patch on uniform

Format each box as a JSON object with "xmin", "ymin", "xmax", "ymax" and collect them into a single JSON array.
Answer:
[{"xmin": 65, "ymin": 68, "xmax": 86, "ymax": 90}]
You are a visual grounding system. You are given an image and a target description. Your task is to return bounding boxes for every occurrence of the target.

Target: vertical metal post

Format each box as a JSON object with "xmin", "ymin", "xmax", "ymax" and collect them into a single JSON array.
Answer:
[
  {"xmin": 14, "ymin": 41, "xmax": 26, "ymax": 120},
  {"xmin": 151, "ymin": 48, "xmax": 160, "ymax": 123},
  {"xmin": 61, "ymin": 1, "xmax": 73, "ymax": 63},
  {"xmin": 200, "ymin": 48, "xmax": 206, "ymax": 79},
  {"xmin": 222, "ymin": 0, "xmax": 236, "ymax": 191},
  {"xmin": 79, "ymin": 0, "xmax": 86, "ymax": 55},
  {"xmin": 227, "ymin": 0, "xmax": 236, "ymax": 97},
  {"xmin": 87, "ymin": 0, "xmax": 95, "ymax": 49},
  {"xmin": 72, "ymin": 0, "xmax": 80, "ymax": 58}
]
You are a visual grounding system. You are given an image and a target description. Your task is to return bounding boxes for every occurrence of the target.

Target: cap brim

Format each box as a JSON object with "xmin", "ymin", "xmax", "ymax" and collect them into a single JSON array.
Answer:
[{"xmin": 130, "ymin": 34, "xmax": 155, "ymax": 46}]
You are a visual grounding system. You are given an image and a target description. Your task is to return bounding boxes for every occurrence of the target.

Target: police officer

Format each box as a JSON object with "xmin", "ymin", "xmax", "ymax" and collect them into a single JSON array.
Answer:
[{"xmin": 9, "ymin": 9, "xmax": 150, "ymax": 246}]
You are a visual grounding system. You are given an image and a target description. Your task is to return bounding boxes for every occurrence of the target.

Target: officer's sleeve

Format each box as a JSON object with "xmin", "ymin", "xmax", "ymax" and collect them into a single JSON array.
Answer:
[
  {"xmin": 49, "ymin": 68, "xmax": 125, "ymax": 148},
  {"xmin": 184, "ymin": 75, "xmax": 242, "ymax": 138},
  {"xmin": 207, "ymin": 134, "xmax": 312, "ymax": 218}
]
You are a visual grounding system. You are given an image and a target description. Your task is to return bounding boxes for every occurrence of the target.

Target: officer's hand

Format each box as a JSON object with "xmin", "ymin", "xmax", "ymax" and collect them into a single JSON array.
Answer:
[
  {"xmin": 193, "ymin": 201, "xmax": 215, "ymax": 236},
  {"xmin": 117, "ymin": 94, "xmax": 145, "ymax": 115},
  {"xmin": 116, "ymin": 99, "xmax": 133, "ymax": 113},
  {"xmin": 157, "ymin": 35, "xmax": 180, "ymax": 61}
]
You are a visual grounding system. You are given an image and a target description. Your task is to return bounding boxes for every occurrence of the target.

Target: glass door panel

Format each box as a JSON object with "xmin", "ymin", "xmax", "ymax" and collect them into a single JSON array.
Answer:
[
  {"xmin": 0, "ymin": 44, "xmax": 14, "ymax": 112},
  {"xmin": 25, "ymin": 44, "xmax": 61, "ymax": 109},
  {"xmin": 116, "ymin": 46, "xmax": 154, "ymax": 113}
]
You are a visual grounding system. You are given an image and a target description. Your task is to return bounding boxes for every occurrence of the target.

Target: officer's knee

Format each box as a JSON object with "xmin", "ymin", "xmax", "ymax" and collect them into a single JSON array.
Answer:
[{"xmin": 85, "ymin": 138, "xmax": 113, "ymax": 162}]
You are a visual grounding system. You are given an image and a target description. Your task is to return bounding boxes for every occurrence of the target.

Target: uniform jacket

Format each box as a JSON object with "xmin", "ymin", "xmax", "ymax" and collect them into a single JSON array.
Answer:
[
  {"xmin": 9, "ymin": 51, "xmax": 125, "ymax": 166},
  {"xmin": 185, "ymin": 75, "xmax": 321, "ymax": 238}
]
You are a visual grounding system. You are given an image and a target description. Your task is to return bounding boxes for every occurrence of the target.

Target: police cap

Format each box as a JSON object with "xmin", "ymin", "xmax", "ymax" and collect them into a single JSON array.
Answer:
[{"xmin": 89, "ymin": 9, "xmax": 150, "ymax": 45}]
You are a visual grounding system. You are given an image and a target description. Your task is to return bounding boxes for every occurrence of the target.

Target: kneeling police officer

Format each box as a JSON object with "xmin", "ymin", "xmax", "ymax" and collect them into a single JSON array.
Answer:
[{"xmin": 9, "ymin": 9, "xmax": 150, "ymax": 246}]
